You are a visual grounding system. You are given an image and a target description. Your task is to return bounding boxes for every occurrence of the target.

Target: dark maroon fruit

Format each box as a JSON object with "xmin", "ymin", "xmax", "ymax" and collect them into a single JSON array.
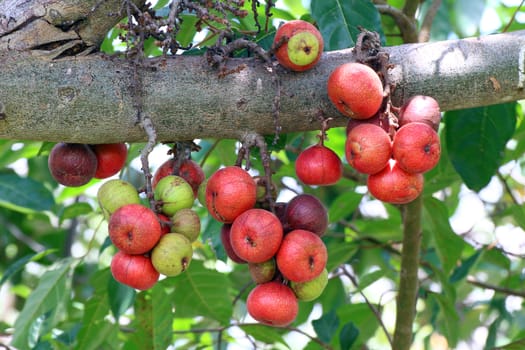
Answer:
[
  {"xmin": 220, "ymin": 224, "xmax": 246, "ymax": 264},
  {"xmin": 284, "ymin": 194, "xmax": 328, "ymax": 236},
  {"xmin": 48, "ymin": 143, "xmax": 97, "ymax": 187}
]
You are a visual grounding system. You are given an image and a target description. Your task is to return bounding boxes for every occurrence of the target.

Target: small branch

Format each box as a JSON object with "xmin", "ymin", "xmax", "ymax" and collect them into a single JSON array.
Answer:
[
  {"xmin": 240, "ymin": 132, "xmax": 275, "ymax": 212},
  {"xmin": 466, "ymin": 276, "xmax": 525, "ymax": 298},
  {"xmin": 502, "ymin": 0, "xmax": 525, "ymax": 33},
  {"xmin": 169, "ymin": 322, "xmax": 332, "ymax": 349},
  {"xmin": 418, "ymin": 0, "xmax": 442, "ymax": 43},
  {"xmin": 497, "ymin": 170, "xmax": 522, "ymax": 205},
  {"xmin": 375, "ymin": 4, "xmax": 418, "ymax": 43},
  {"xmin": 140, "ymin": 115, "xmax": 157, "ymax": 209},
  {"xmin": 402, "ymin": 0, "xmax": 420, "ymax": 20},
  {"xmin": 341, "ymin": 265, "xmax": 393, "ymax": 347},
  {"xmin": 392, "ymin": 194, "xmax": 423, "ymax": 350}
]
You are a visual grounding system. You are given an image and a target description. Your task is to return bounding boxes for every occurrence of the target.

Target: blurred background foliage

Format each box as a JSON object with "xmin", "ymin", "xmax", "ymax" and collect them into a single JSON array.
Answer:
[{"xmin": 2, "ymin": 0, "xmax": 525, "ymax": 349}]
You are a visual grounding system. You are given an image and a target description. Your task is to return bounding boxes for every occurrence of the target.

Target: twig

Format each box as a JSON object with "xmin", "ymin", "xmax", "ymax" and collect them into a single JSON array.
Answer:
[
  {"xmin": 502, "ymin": 0, "xmax": 525, "ymax": 33},
  {"xmin": 496, "ymin": 170, "xmax": 521, "ymax": 205},
  {"xmin": 375, "ymin": 4, "xmax": 418, "ymax": 43},
  {"xmin": 140, "ymin": 115, "xmax": 158, "ymax": 209},
  {"xmin": 239, "ymin": 132, "xmax": 276, "ymax": 212},
  {"xmin": 418, "ymin": 0, "xmax": 442, "ymax": 43},
  {"xmin": 341, "ymin": 265, "xmax": 393, "ymax": 346},
  {"xmin": 170, "ymin": 322, "xmax": 332, "ymax": 349},
  {"xmin": 402, "ymin": 0, "xmax": 420, "ymax": 19},
  {"xmin": 466, "ymin": 276, "xmax": 525, "ymax": 298}
]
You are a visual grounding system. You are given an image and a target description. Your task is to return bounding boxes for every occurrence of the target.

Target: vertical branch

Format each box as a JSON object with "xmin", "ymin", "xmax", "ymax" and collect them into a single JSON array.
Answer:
[
  {"xmin": 392, "ymin": 194, "xmax": 423, "ymax": 350},
  {"xmin": 418, "ymin": 0, "xmax": 442, "ymax": 43}
]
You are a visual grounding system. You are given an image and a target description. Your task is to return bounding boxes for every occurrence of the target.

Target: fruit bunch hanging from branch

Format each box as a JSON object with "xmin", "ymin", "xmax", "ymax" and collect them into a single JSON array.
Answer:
[{"xmin": 43, "ymin": 0, "xmax": 443, "ymax": 330}]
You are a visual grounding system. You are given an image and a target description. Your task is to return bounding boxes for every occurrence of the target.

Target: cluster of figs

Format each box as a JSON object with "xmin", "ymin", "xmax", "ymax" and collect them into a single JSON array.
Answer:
[{"xmin": 43, "ymin": 17, "xmax": 442, "ymax": 329}]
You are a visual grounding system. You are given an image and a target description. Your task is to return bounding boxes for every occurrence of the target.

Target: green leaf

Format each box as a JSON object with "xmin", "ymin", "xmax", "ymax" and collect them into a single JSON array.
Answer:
[
  {"xmin": 325, "ymin": 239, "xmax": 358, "ymax": 273},
  {"xmin": 328, "ymin": 191, "xmax": 363, "ymax": 223},
  {"xmin": 167, "ymin": 260, "xmax": 233, "ymax": 323},
  {"xmin": 336, "ymin": 303, "xmax": 378, "ymax": 347},
  {"xmin": 449, "ymin": 250, "xmax": 482, "ymax": 283},
  {"xmin": 12, "ymin": 259, "xmax": 74, "ymax": 350},
  {"xmin": 339, "ymin": 322, "xmax": 359, "ymax": 350},
  {"xmin": 76, "ymin": 269, "xmax": 118, "ymax": 350},
  {"xmin": 311, "ymin": 0, "xmax": 384, "ymax": 51},
  {"xmin": 177, "ymin": 14, "xmax": 199, "ymax": 48},
  {"xmin": 319, "ymin": 277, "xmax": 347, "ymax": 312},
  {"xmin": 423, "ymin": 197, "xmax": 466, "ymax": 275},
  {"xmin": 129, "ymin": 284, "xmax": 175, "ymax": 350},
  {"xmin": 494, "ymin": 338, "xmax": 525, "ymax": 350},
  {"xmin": 430, "ymin": 292, "xmax": 460, "ymax": 347},
  {"xmin": 511, "ymin": 205, "xmax": 525, "ymax": 231},
  {"xmin": 108, "ymin": 274, "xmax": 136, "ymax": 320},
  {"xmin": 0, "ymin": 249, "xmax": 57, "ymax": 287},
  {"xmin": 0, "ymin": 173, "xmax": 55, "ymax": 212},
  {"xmin": 357, "ymin": 269, "xmax": 385, "ymax": 291},
  {"xmin": 239, "ymin": 324, "xmax": 287, "ymax": 347},
  {"xmin": 59, "ymin": 202, "xmax": 93, "ymax": 225},
  {"xmin": 312, "ymin": 309, "xmax": 340, "ymax": 343},
  {"xmin": 445, "ymin": 103, "xmax": 516, "ymax": 191}
]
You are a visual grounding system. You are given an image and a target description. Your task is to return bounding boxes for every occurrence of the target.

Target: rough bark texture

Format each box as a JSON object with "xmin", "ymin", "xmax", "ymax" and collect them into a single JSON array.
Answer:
[{"xmin": 1, "ymin": 1, "xmax": 524, "ymax": 143}]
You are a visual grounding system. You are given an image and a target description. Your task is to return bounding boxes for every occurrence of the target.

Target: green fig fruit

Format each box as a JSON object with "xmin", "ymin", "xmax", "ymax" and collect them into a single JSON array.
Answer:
[
  {"xmin": 97, "ymin": 179, "xmax": 140, "ymax": 219},
  {"xmin": 151, "ymin": 233, "xmax": 193, "ymax": 277},
  {"xmin": 290, "ymin": 268, "xmax": 328, "ymax": 301},
  {"xmin": 153, "ymin": 175, "xmax": 194, "ymax": 216}
]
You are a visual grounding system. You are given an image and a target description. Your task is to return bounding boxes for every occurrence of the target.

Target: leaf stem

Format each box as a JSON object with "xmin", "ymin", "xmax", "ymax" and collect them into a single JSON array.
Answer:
[{"xmin": 392, "ymin": 194, "xmax": 423, "ymax": 350}]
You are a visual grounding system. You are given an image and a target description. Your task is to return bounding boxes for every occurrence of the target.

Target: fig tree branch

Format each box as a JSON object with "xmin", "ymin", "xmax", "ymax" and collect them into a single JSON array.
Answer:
[
  {"xmin": 392, "ymin": 195, "xmax": 423, "ymax": 350},
  {"xmin": 0, "ymin": 29, "xmax": 524, "ymax": 143}
]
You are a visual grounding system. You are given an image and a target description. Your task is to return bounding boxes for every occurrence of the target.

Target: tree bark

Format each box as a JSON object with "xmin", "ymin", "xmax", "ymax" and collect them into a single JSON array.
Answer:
[{"xmin": 0, "ymin": 15, "xmax": 524, "ymax": 142}]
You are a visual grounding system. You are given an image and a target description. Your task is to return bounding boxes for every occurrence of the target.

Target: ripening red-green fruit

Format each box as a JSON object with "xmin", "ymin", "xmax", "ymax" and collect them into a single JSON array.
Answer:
[
  {"xmin": 48, "ymin": 143, "xmax": 97, "ymax": 187},
  {"xmin": 327, "ymin": 62, "xmax": 384, "ymax": 119},
  {"xmin": 276, "ymin": 229, "xmax": 327, "ymax": 283},
  {"xmin": 284, "ymin": 194, "xmax": 328, "ymax": 236},
  {"xmin": 108, "ymin": 204, "xmax": 162, "ymax": 255},
  {"xmin": 171, "ymin": 208, "xmax": 201, "ymax": 242},
  {"xmin": 346, "ymin": 123, "xmax": 392, "ymax": 175},
  {"xmin": 367, "ymin": 159, "xmax": 424, "ymax": 204},
  {"xmin": 246, "ymin": 281, "xmax": 298, "ymax": 327},
  {"xmin": 110, "ymin": 251, "xmax": 159, "ymax": 290},
  {"xmin": 230, "ymin": 208, "xmax": 283, "ymax": 263},
  {"xmin": 152, "ymin": 158, "xmax": 205, "ymax": 197},
  {"xmin": 273, "ymin": 20, "xmax": 324, "ymax": 72},
  {"xmin": 399, "ymin": 95, "xmax": 441, "ymax": 131},
  {"xmin": 91, "ymin": 143, "xmax": 128, "ymax": 179},
  {"xmin": 295, "ymin": 144, "xmax": 343, "ymax": 186},
  {"xmin": 205, "ymin": 166, "xmax": 257, "ymax": 223},
  {"xmin": 248, "ymin": 258, "xmax": 276, "ymax": 284},
  {"xmin": 392, "ymin": 122, "xmax": 441, "ymax": 174}
]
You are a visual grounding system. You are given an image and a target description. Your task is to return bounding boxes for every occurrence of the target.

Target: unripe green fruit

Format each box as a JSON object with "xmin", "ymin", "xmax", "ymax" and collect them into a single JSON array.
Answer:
[
  {"xmin": 151, "ymin": 233, "xmax": 193, "ymax": 277},
  {"xmin": 197, "ymin": 178, "xmax": 208, "ymax": 207},
  {"xmin": 248, "ymin": 258, "xmax": 276, "ymax": 284},
  {"xmin": 290, "ymin": 268, "xmax": 328, "ymax": 301},
  {"xmin": 97, "ymin": 179, "xmax": 140, "ymax": 219},
  {"xmin": 154, "ymin": 175, "xmax": 194, "ymax": 216},
  {"xmin": 171, "ymin": 208, "xmax": 201, "ymax": 242}
]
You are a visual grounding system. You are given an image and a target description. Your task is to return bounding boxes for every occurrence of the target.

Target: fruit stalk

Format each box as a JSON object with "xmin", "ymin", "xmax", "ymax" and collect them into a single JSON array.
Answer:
[{"xmin": 392, "ymin": 194, "xmax": 423, "ymax": 350}]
